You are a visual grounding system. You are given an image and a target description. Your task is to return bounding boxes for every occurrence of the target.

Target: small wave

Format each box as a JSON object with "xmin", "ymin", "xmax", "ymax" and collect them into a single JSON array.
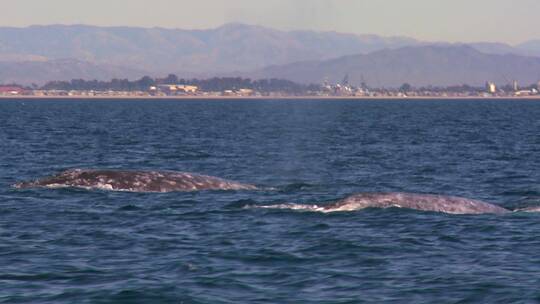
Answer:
[
  {"xmin": 279, "ymin": 183, "xmax": 316, "ymax": 192},
  {"xmin": 225, "ymin": 199, "xmax": 259, "ymax": 209},
  {"xmin": 116, "ymin": 205, "xmax": 142, "ymax": 211},
  {"xmin": 514, "ymin": 206, "xmax": 540, "ymax": 213}
]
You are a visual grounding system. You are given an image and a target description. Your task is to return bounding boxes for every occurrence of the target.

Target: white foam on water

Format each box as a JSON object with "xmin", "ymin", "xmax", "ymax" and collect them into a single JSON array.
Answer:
[
  {"xmin": 95, "ymin": 183, "xmax": 114, "ymax": 191},
  {"xmin": 253, "ymin": 203, "xmax": 331, "ymax": 213},
  {"xmin": 514, "ymin": 206, "xmax": 540, "ymax": 213},
  {"xmin": 254, "ymin": 203, "xmax": 438, "ymax": 214},
  {"xmin": 44, "ymin": 184, "xmax": 70, "ymax": 189}
]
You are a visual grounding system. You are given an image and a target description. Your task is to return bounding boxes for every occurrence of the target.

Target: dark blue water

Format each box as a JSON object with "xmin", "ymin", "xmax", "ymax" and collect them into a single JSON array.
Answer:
[{"xmin": 1, "ymin": 99, "xmax": 540, "ymax": 303}]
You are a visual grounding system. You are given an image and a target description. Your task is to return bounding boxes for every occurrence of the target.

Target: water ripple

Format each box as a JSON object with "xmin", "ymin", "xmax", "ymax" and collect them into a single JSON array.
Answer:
[{"xmin": 1, "ymin": 99, "xmax": 540, "ymax": 303}]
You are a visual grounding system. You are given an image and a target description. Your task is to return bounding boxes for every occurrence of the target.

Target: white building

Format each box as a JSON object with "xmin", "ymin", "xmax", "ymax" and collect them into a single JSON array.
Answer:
[
  {"xmin": 156, "ymin": 84, "xmax": 198, "ymax": 95},
  {"xmin": 486, "ymin": 82, "xmax": 497, "ymax": 94}
]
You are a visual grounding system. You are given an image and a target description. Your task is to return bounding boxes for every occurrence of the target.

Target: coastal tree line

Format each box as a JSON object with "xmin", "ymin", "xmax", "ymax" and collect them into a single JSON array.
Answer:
[
  {"xmin": 5, "ymin": 75, "xmax": 539, "ymax": 93},
  {"xmin": 40, "ymin": 74, "xmax": 322, "ymax": 94}
]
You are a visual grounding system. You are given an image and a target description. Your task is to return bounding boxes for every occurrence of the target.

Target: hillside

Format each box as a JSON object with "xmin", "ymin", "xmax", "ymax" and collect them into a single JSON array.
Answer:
[
  {"xmin": 0, "ymin": 23, "xmax": 417, "ymax": 79},
  {"xmin": 249, "ymin": 45, "xmax": 540, "ymax": 87}
]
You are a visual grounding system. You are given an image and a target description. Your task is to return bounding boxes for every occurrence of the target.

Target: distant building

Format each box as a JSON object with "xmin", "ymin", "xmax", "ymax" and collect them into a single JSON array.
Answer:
[
  {"xmin": 342, "ymin": 74, "xmax": 349, "ymax": 86},
  {"xmin": 237, "ymin": 88, "xmax": 255, "ymax": 96},
  {"xmin": 0, "ymin": 86, "xmax": 25, "ymax": 95},
  {"xmin": 485, "ymin": 82, "xmax": 497, "ymax": 94},
  {"xmin": 354, "ymin": 88, "xmax": 368, "ymax": 96},
  {"xmin": 513, "ymin": 80, "xmax": 519, "ymax": 92},
  {"xmin": 156, "ymin": 84, "xmax": 198, "ymax": 95},
  {"xmin": 514, "ymin": 90, "xmax": 536, "ymax": 96},
  {"xmin": 177, "ymin": 85, "xmax": 198, "ymax": 94}
]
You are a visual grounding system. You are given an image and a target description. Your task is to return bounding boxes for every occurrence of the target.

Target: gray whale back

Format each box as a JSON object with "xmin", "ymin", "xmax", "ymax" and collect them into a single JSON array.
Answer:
[
  {"xmin": 13, "ymin": 169, "xmax": 258, "ymax": 193},
  {"xmin": 325, "ymin": 193, "xmax": 510, "ymax": 215},
  {"xmin": 260, "ymin": 192, "xmax": 512, "ymax": 215}
]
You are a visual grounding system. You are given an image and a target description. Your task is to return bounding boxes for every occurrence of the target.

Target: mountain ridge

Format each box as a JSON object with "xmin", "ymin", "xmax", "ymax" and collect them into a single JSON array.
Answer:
[
  {"xmin": 247, "ymin": 45, "xmax": 540, "ymax": 87},
  {"xmin": 0, "ymin": 23, "xmax": 539, "ymax": 85},
  {"xmin": 0, "ymin": 23, "xmax": 418, "ymax": 74}
]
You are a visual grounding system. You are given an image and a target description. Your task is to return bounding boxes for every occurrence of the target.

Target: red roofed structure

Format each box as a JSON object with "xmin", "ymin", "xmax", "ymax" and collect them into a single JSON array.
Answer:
[{"xmin": 0, "ymin": 86, "xmax": 26, "ymax": 95}]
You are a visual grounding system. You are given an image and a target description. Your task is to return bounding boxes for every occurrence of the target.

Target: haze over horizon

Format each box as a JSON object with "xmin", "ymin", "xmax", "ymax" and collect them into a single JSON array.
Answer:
[{"xmin": 1, "ymin": 0, "xmax": 539, "ymax": 45}]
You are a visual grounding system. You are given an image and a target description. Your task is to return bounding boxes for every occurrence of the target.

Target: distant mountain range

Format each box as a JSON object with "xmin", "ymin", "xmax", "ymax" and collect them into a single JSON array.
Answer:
[
  {"xmin": 0, "ymin": 23, "xmax": 539, "ymax": 86},
  {"xmin": 0, "ymin": 23, "xmax": 416, "ymax": 82},
  {"xmin": 248, "ymin": 45, "xmax": 540, "ymax": 87}
]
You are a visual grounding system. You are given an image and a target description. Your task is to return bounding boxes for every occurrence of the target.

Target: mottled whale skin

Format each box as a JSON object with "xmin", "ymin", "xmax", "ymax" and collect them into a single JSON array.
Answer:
[
  {"xmin": 324, "ymin": 193, "xmax": 510, "ymax": 215},
  {"xmin": 263, "ymin": 192, "xmax": 517, "ymax": 215},
  {"xmin": 13, "ymin": 169, "xmax": 258, "ymax": 193}
]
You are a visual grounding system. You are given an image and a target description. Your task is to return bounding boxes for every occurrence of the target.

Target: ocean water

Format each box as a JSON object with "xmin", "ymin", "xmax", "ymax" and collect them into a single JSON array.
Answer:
[{"xmin": 1, "ymin": 99, "xmax": 539, "ymax": 303}]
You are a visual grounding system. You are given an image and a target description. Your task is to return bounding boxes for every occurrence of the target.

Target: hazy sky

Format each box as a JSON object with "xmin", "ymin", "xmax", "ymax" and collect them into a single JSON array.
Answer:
[{"xmin": 1, "ymin": 0, "xmax": 538, "ymax": 44}]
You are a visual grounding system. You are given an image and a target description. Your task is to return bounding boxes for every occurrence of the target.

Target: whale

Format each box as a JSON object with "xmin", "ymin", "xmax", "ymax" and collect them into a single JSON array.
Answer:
[
  {"xmin": 259, "ymin": 192, "xmax": 540, "ymax": 215},
  {"xmin": 13, "ymin": 169, "xmax": 258, "ymax": 193}
]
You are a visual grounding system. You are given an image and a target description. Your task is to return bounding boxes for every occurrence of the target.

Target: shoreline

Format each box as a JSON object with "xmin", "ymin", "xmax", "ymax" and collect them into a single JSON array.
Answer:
[{"xmin": 1, "ymin": 95, "xmax": 540, "ymax": 101}]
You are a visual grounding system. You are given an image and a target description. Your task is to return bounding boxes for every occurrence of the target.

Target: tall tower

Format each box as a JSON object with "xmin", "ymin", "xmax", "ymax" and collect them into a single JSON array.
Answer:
[
  {"xmin": 342, "ymin": 74, "xmax": 349, "ymax": 86},
  {"xmin": 485, "ymin": 82, "xmax": 496, "ymax": 94},
  {"xmin": 513, "ymin": 80, "xmax": 519, "ymax": 91}
]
